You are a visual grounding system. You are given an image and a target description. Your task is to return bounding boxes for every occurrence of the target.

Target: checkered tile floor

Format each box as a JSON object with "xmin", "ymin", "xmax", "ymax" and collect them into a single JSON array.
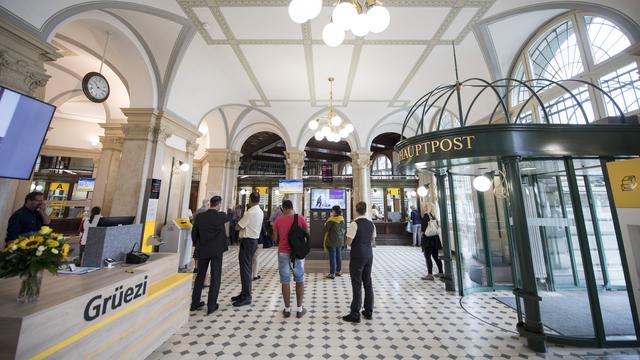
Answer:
[{"xmin": 147, "ymin": 246, "xmax": 640, "ymax": 359}]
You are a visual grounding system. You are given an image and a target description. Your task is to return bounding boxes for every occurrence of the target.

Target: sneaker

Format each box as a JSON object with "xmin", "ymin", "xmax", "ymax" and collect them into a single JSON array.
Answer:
[
  {"xmin": 252, "ymin": 275, "xmax": 261, "ymax": 281},
  {"xmin": 283, "ymin": 309, "xmax": 291, "ymax": 318},
  {"xmin": 342, "ymin": 313, "xmax": 360, "ymax": 323},
  {"xmin": 335, "ymin": 272, "xmax": 342, "ymax": 277},
  {"xmin": 190, "ymin": 301, "xmax": 205, "ymax": 311},
  {"xmin": 361, "ymin": 310, "xmax": 372, "ymax": 320},
  {"xmin": 297, "ymin": 307, "xmax": 307, "ymax": 318},
  {"xmin": 421, "ymin": 274, "xmax": 435, "ymax": 280},
  {"xmin": 326, "ymin": 274, "xmax": 335, "ymax": 279}
]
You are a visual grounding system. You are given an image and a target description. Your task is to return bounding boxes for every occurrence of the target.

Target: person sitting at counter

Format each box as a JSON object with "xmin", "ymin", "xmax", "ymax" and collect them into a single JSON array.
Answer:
[
  {"xmin": 370, "ymin": 205, "xmax": 380, "ymax": 220},
  {"xmin": 5, "ymin": 191, "xmax": 51, "ymax": 244},
  {"xmin": 79, "ymin": 206, "xmax": 101, "ymax": 262},
  {"xmin": 323, "ymin": 205, "xmax": 345, "ymax": 279},
  {"xmin": 191, "ymin": 195, "xmax": 229, "ymax": 315}
]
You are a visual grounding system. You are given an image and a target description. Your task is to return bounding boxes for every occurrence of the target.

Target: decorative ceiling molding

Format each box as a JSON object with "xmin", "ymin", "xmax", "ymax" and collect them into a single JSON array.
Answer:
[{"xmin": 178, "ymin": 0, "xmax": 496, "ymax": 108}]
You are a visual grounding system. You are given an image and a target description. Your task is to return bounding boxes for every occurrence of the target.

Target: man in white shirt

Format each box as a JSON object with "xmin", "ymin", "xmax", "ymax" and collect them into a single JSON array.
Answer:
[{"xmin": 231, "ymin": 192, "xmax": 264, "ymax": 307}]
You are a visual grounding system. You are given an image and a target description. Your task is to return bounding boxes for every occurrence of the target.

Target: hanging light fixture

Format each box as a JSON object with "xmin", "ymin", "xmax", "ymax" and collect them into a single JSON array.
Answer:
[
  {"xmin": 288, "ymin": 0, "xmax": 390, "ymax": 47},
  {"xmin": 308, "ymin": 77, "xmax": 354, "ymax": 143}
]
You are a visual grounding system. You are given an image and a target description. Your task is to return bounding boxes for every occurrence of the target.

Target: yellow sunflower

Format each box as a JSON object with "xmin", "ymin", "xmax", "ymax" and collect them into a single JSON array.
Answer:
[
  {"xmin": 19, "ymin": 237, "xmax": 41, "ymax": 250},
  {"xmin": 39, "ymin": 226, "xmax": 53, "ymax": 235},
  {"xmin": 46, "ymin": 239, "xmax": 60, "ymax": 248},
  {"xmin": 61, "ymin": 243, "xmax": 70, "ymax": 257}
]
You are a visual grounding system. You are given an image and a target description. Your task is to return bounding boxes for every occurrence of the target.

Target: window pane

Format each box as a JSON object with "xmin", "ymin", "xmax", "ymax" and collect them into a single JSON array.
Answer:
[
  {"xmin": 539, "ymin": 86, "xmax": 594, "ymax": 124},
  {"xmin": 511, "ymin": 62, "xmax": 529, "ymax": 106},
  {"xmin": 585, "ymin": 16, "xmax": 631, "ymax": 65},
  {"xmin": 371, "ymin": 155, "xmax": 392, "ymax": 176},
  {"xmin": 528, "ymin": 19, "xmax": 584, "ymax": 86},
  {"xmin": 600, "ymin": 63, "xmax": 640, "ymax": 116},
  {"xmin": 513, "ymin": 110, "xmax": 533, "ymax": 124}
]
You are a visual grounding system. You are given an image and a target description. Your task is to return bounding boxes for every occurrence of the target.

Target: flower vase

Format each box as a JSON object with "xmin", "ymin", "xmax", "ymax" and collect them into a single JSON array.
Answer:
[{"xmin": 17, "ymin": 270, "xmax": 43, "ymax": 304}]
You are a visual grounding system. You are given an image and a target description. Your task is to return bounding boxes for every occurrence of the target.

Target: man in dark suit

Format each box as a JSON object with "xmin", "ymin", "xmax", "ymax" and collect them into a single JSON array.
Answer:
[{"xmin": 190, "ymin": 196, "xmax": 229, "ymax": 315}]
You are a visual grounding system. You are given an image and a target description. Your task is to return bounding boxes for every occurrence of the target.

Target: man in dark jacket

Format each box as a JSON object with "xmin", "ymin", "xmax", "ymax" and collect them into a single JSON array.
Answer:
[
  {"xmin": 191, "ymin": 196, "xmax": 229, "ymax": 314},
  {"xmin": 410, "ymin": 206, "xmax": 421, "ymax": 247},
  {"xmin": 342, "ymin": 201, "xmax": 376, "ymax": 323}
]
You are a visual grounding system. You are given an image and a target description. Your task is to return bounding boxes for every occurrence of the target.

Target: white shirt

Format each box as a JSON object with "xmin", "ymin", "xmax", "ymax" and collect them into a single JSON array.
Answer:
[
  {"xmin": 238, "ymin": 205, "xmax": 264, "ymax": 239},
  {"xmin": 346, "ymin": 215, "xmax": 377, "ymax": 240},
  {"xmin": 80, "ymin": 215, "xmax": 101, "ymax": 245}
]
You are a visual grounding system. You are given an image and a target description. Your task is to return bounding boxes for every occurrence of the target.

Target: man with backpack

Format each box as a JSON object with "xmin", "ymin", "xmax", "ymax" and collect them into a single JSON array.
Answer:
[
  {"xmin": 272, "ymin": 199, "xmax": 310, "ymax": 318},
  {"xmin": 342, "ymin": 201, "xmax": 376, "ymax": 323}
]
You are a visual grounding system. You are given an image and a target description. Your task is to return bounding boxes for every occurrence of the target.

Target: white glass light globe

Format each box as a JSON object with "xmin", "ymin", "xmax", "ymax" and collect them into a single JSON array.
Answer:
[
  {"xmin": 179, "ymin": 163, "xmax": 190, "ymax": 172},
  {"xmin": 321, "ymin": 126, "xmax": 331, "ymax": 135},
  {"xmin": 366, "ymin": 5, "xmax": 390, "ymax": 33},
  {"xmin": 289, "ymin": 0, "xmax": 309, "ymax": 23},
  {"xmin": 308, "ymin": 119, "xmax": 319, "ymax": 130},
  {"xmin": 275, "ymin": 189, "xmax": 281, "ymax": 196},
  {"xmin": 305, "ymin": 0, "xmax": 323, "ymax": 20},
  {"xmin": 411, "ymin": 191, "xmax": 417, "ymax": 197},
  {"xmin": 417, "ymin": 186, "xmax": 428, "ymax": 197},
  {"xmin": 473, "ymin": 175, "xmax": 492, "ymax": 192},
  {"xmin": 344, "ymin": 123, "xmax": 354, "ymax": 133},
  {"xmin": 330, "ymin": 115, "xmax": 342, "ymax": 126},
  {"xmin": 322, "ymin": 22, "xmax": 345, "ymax": 47},
  {"xmin": 35, "ymin": 185, "xmax": 44, "ymax": 191},
  {"xmin": 314, "ymin": 132, "xmax": 324, "ymax": 141},
  {"xmin": 332, "ymin": 2, "xmax": 357, "ymax": 31},
  {"xmin": 351, "ymin": 13, "xmax": 370, "ymax": 37},
  {"xmin": 339, "ymin": 128, "xmax": 349, "ymax": 138},
  {"xmin": 331, "ymin": 132, "xmax": 341, "ymax": 142},
  {"xmin": 240, "ymin": 189, "xmax": 247, "ymax": 195}
]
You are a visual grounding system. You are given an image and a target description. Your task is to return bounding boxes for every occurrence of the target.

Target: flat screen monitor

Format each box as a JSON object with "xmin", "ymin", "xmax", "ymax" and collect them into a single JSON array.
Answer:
[
  {"xmin": 97, "ymin": 216, "xmax": 135, "ymax": 227},
  {"xmin": 311, "ymin": 189, "xmax": 346, "ymax": 209},
  {"xmin": 279, "ymin": 179, "xmax": 303, "ymax": 194},
  {"xmin": 0, "ymin": 86, "xmax": 56, "ymax": 180}
]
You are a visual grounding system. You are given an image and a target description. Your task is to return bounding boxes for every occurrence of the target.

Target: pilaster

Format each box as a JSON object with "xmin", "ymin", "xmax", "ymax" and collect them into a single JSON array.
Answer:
[{"xmin": 92, "ymin": 124, "xmax": 124, "ymax": 215}]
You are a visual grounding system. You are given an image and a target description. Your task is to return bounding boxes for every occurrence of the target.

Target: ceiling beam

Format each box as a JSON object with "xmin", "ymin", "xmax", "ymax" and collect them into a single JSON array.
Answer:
[{"xmin": 250, "ymin": 139, "xmax": 284, "ymax": 157}]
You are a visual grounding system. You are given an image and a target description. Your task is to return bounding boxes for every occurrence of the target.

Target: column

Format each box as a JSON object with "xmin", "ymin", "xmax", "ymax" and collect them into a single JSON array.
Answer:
[
  {"xmin": 91, "ymin": 124, "xmax": 123, "ymax": 215},
  {"xmin": 110, "ymin": 109, "xmax": 170, "ymax": 221},
  {"xmin": 502, "ymin": 156, "xmax": 546, "ymax": 352},
  {"xmin": 201, "ymin": 149, "xmax": 234, "ymax": 208},
  {"xmin": 284, "ymin": 150, "xmax": 305, "ymax": 212},
  {"xmin": 0, "ymin": 21, "xmax": 60, "ymax": 238},
  {"xmin": 223, "ymin": 150, "xmax": 242, "ymax": 210},
  {"xmin": 351, "ymin": 150, "xmax": 372, "ymax": 214}
]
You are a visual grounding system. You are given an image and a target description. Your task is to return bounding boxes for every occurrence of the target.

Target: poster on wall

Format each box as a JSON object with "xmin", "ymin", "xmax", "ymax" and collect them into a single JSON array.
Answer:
[
  {"xmin": 321, "ymin": 163, "xmax": 333, "ymax": 182},
  {"xmin": 311, "ymin": 189, "xmax": 346, "ymax": 209},
  {"xmin": 77, "ymin": 177, "xmax": 96, "ymax": 191}
]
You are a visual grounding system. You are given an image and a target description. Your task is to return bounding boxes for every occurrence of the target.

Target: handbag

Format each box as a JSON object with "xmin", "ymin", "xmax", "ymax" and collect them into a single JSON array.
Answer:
[{"xmin": 424, "ymin": 217, "xmax": 440, "ymax": 237}]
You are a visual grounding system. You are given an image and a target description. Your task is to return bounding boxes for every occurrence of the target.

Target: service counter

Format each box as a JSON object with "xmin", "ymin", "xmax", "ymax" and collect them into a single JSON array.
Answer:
[{"xmin": 0, "ymin": 253, "xmax": 191, "ymax": 360}]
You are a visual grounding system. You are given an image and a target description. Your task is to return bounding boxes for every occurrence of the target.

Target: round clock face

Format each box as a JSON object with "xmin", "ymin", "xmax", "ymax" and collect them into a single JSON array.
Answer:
[{"xmin": 82, "ymin": 72, "xmax": 110, "ymax": 103}]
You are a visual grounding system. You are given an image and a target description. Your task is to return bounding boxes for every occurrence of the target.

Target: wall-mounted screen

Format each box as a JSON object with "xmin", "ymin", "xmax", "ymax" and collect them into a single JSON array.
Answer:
[
  {"xmin": 279, "ymin": 179, "xmax": 303, "ymax": 194},
  {"xmin": 0, "ymin": 86, "xmax": 56, "ymax": 180},
  {"xmin": 311, "ymin": 188, "xmax": 346, "ymax": 209}
]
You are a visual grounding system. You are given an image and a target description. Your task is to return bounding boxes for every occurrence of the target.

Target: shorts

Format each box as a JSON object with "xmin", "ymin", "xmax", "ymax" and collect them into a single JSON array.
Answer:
[{"xmin": 278, "ymin": 252, "xmax": 304, "ymax": 284}]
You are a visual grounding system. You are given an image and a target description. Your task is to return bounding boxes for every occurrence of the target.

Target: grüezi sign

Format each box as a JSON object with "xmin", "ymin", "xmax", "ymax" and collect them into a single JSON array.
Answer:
[
  {"xmin": 83, "ymin": 275, "xmax": 148, "ymax": 321},
  {"xmin": 396, "ymin": 135, "xmax": 475, "ymax": 162}
]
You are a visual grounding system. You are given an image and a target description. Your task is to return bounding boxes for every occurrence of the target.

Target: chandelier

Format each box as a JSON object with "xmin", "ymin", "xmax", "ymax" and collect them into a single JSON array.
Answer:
[
  {"xmin": 288, "ymin": 0, "xmax": 390, "ymax": 47},
  {"xmin": 308, "ymin": 77, "xmax": 354, "ymax": 142}
]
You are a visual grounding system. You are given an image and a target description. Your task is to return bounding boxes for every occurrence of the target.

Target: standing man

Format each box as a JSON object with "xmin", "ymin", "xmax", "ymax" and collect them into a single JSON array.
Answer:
[
  {"xmin": 342, "ymin": 201, "xmax": 376, "ymax": 323},
  {"xmin": 232, "ymin": 192, "xmax": 263, "ymax": 307},
  {"xmin": 272, "ymin": 200, "xmax": 308, "ymax": 318},
  {"xmin": 410, "ymin": 206, "xmax": 422, "ymax": 247},
  {"xmin": 190, "ymin": 196, "xmax": 229, "ymax": 314},
  {"xmin": 6, "ymin": 191, "xmax": 51, "ymax": 244}
]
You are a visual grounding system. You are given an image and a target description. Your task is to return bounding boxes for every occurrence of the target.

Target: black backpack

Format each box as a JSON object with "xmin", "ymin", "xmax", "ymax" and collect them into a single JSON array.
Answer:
[{"xmin": 288, "ymin": 214, "xmax": 310, "ymax": 259}]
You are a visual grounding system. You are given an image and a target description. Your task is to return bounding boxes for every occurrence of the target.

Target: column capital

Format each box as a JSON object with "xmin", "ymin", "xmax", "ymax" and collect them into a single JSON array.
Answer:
[
  {"xmin": 284, "ymin": 150, "xmax": 306, "ymax": 168},
  {"xmin": 185, "ymin": 140, "xmax": 198, "ymax": 155},
  {"xmin": 351, "ymin": 150, "xmax": 373, "ymax": 169},
  {"xmin": 205, "ymin": 148, "xmax": 232, "ymax": 168},
  {"xmin": 99, "ymin": 123, "xmax": 124, "ymax": 151}
]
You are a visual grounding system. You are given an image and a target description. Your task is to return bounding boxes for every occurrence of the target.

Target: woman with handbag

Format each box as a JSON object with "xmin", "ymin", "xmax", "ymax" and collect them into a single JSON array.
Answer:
[
  {"xmin": 421, "ymin": 204, "xmax": 443, "ymax": 280},
  {"xmin": 323, "ymin": 205, "xmax": 345, "ymax": 279}
]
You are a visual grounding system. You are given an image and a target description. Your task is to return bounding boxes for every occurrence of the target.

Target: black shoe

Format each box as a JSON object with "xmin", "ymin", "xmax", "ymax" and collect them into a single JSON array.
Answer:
[
  {"xmin": 207, "ymin": 303, "xmax": 219, "ymax": 315},
  {"xmin": 231, "ymin": 294, "xmax": 244, "ymax": 302},
  {"xmin": 190, "ymin": 301, "xmax": 205, "ymax": 311},
  {"xmin": 297, "ymin": 307, "xmax": 307, "ymax": 318},
  {"xmin": 361, "ymin": 310, "xmax": 372, "ymax": 320},
  {"xmin": 232, "ymin": 298, "xmax": 252, "ymax": 307},
  {"xmin": 203, "ymin": 283, "xmax": 209, "ymax": 288},
  {"xmin": 283, "ymin": 309, "xmax": 291, "ymax": 318},
  {"xmin": 342, "ymin": 314, "xmax": 360, "ymax": 323},
  {"xmin": 326, "ymin": 274, "xmax": 335, "ymax": 279},
  {"xmin": 335, "ymin": 272, "xmax": 342, "ymax": 277},
  {"xmin": 252, "ymin": 275, "xmax": 261, "ymax": 281}
]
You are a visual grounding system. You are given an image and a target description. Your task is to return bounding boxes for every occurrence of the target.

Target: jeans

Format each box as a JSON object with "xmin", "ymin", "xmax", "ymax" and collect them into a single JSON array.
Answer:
[
  {"xmin": 328, "ymin": 246, "xmax": 342, "ymax": 275},
  {"xmin": 278, "ymin": 252, "xmax": 304, "ymax": 283},
  {"xmin": 412, "ymin": 224, "xmax": 422, "ymax": 246}
]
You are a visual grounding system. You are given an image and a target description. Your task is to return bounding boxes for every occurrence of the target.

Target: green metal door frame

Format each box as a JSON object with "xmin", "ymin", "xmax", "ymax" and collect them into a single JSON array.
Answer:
[
  {"xmin": 447, "ymin": 172, "xmax": 465, "ymax": 297},
  {"xmin": 583, "ymin": 175, "xmax": 610, "ymax": 288},
  {"xmin": 564, "ymin": 157, "xmax": 606, "ymax": 346},
  {"xmin": 556, "ymin": 175, "xmax": 581, "ymax": 288},
  {"xmin": 435, "ymin": 171, "xmax": 456, "ymax": 292},
  {"xmin": 476, "ymin": 191, "xmax": 494, "ymax": 287},
  {"xmin": 532, "ymin": 174, "xmax": 556, "ymax": 291}
]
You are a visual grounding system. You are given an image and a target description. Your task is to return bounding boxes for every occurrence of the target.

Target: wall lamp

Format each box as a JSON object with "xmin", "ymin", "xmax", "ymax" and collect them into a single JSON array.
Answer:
[{"xmin": 473, "ymin": 170, "xmax": 508, "ymax": 198}]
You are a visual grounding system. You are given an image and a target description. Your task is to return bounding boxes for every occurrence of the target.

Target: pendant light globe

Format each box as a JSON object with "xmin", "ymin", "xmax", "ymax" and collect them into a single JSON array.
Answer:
[
  {"xmin": 366, "ymin": 4, "xmax": 390, "ymax": 33},
  {"xmin": 288, "ymin": 0, "xmax": 308, "ymax": 23},
  {"xmin": 314, "ymin": 132, "xmax": 324, "ymax": 141},
  {"xmin": 332, "ymin": 2, "xmax": 358, "ymax": 31},
  {"xmin": 344, "ymin": 123, "xmax": 354, "ymax": 133},
  {"xmin": 308, "ymin": 119, "xmax": 319, "ymax": 130},
  {"xmin": 322, "ymin": 22, "xmax": 345, "ymax": 47},
  {"xmin": 351, "ymin": 13, "xmax": 370, "ymax": 37},
  {"xmin": 330, "ymin": 115, "xmax": 342, "ymax": 126},
  {"xmin": 306, "ymin": 0, "xmax": 323, "ymax": 20}
]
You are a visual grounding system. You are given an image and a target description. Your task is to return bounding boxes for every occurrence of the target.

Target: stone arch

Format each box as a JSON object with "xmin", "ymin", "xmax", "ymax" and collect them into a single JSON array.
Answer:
[
  {"xmin": 230, "ymin": 121, "xmax": 290, "ymax": 153},
  {"xmin": 365, "ymin": 108, "xmax": 420, "ymax": 149},
  {"xmin": 228, "ymin": 106, "xmax": 291, "ymax": 151}
]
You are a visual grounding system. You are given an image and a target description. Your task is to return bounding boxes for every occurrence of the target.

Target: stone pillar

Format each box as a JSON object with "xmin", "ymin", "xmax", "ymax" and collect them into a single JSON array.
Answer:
[
  {"xmin": 91, "ymin": 124, "xmax": 123, "ymax": 215},
  {"xmin": 178, "ymin": 141, "xmax": 197, "ymax": 217},
  {"xmin": 351, "ymin": 150, "xmax": 373, "ymax": 216},
  {"xmin": 0, "ymin": 20, "xmax": 59, "ymax": 238},
  {"xmin": 224, "ymin": 150, "xmax": 241, "ymax": 210},
  {"xmin": 199, "ymin": 149, "xmax": 240, "ymax": 210},
  {"xmin": 284, "ymin": 150, "xmax": 305, "ymax": 213},
  {"xmin": 110, "ymin": 109, "xmax": 170, "ymax": 221}
]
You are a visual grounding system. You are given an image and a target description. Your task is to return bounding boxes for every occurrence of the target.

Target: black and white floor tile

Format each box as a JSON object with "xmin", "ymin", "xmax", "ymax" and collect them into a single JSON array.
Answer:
[{"xmin": 147, "ymin": 246, "xmax": 640, "ymax": 359}]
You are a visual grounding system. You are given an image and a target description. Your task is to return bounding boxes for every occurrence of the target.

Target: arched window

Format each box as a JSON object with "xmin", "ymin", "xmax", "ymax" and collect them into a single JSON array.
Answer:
[
  {"xmin": 371, "ymin": 155, "xmax": 392, "ymax": 176},
  {"xmin": 429, "ymin": 108, "xmax": 461, "ymax": 131},
  {"xmin": 340, "ymin": 162, "xmax": 352, "ymax": 175},
  {"xmin": 510, "ymin": 12, "xmax": 639, "ymax": 124}
]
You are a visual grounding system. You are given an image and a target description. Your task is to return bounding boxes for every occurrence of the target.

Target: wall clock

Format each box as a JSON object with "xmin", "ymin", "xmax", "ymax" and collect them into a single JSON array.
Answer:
[{"xmin": 82, "ymin": 71, "xmax": 110, "ymax": 103}]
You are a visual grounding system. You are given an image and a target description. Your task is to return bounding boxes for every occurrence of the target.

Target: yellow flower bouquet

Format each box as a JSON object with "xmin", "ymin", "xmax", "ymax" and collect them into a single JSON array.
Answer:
[{"xmin": 0, "ymin": 226, "xmax": 71, "ymax": 303}]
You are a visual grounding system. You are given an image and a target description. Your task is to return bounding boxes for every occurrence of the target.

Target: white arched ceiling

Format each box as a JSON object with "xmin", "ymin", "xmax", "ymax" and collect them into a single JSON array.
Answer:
[
  {"xmin": 230, "ymin": 122, "xmax": 289, "ymax": 152},
  {"xmin": 194, "ymin": 122, "xmax": 210, "ymax": 160},
  {"xmin": 200, "ymin": 108, "xmax": 229, "ymax": 149},
  {"xmin": 230, "ymin": 108, "xmax": 291, "ymax": 151},
  {"xmin": 365, "ymin": 108, "xmax": 419, "ymax": 149}
]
